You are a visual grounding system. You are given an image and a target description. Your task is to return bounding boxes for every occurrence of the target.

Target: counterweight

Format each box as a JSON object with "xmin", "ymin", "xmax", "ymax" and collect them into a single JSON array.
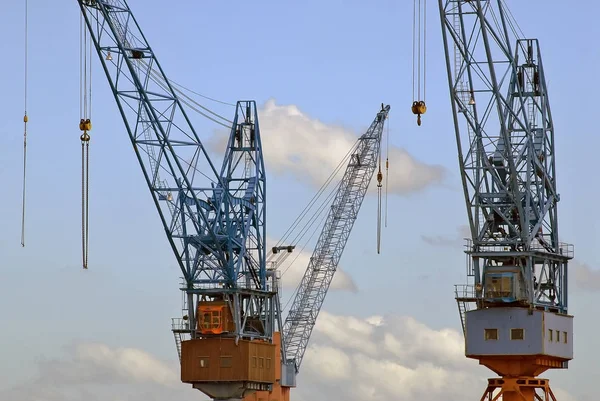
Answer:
[
  {"xmin": 283, "ymin": 105, "xmax": 390, "ymax": 373},
  {"xmin": 438, "ymin": 1, "xmax": 573, "ymax": 400}
]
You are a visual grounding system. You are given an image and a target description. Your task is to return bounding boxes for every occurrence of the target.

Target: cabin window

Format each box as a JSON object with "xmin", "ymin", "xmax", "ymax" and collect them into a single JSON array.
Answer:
[
  {"xmin": 510, "ymin": 328, "xmax": 524, "ymax": 340},
  {"xmin": 220, "ymin": 356, "xmax": 232, "ymax": 368},
  {"xmin": 259, "ymin": 357, "xmax": 264, "ymax": 368},
  {"xmin": 548, "ymin": 329, "xmax": 553, "ymax": 341},
  {"xmin": 484, "ymin": 328, "xmax": 498, "ymax": 340},
  {"xmin": 563, "ymin": 331, "xmax": 568, "ymax": 344},
  {"xmin": 199, "ymin": 357, "xmax": 210, "ymax": 368}
]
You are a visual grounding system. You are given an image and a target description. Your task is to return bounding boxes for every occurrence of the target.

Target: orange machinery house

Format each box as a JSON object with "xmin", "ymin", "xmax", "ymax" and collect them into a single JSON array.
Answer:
[{"xmin": 180, "ymin": 300, "xmax": 290, "ymax": 401}]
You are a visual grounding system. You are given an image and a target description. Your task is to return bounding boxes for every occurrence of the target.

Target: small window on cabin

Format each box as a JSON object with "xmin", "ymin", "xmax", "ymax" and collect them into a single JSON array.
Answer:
[
  {"xmin": 259, "ymin": 357, "xmax": 264, "ymax": 368},
  {"xmin": 563, "ymin": 331, "xmax": 568, "ymax": 343},
  {"xmin": 199, "ymin": 357, "xmax": 210, "ymax": 368},
  {"xmin": 220, "ymin": 356, "xmax": 232, "ymax": 368},
  {"xmin": 510, "ymin": 328, "xmax": 524, "ymax": 340},
  {"xmin": 202, "ymin": 313, "xmax": 211, "ymax": 329},
  {"xmin": 484, "ymin": 328, "xmax": 498, "ymax": 340},
  {"xmin": 548, "ymin": 329, "xmax": 553, "ymax": 341},
  {"xmin": 252, "ymin": 356, "xmax": 257, "ymax": 368},
  {"xmin": 266, "ymin": 358, "xmax": 271, "ymax": 369}
]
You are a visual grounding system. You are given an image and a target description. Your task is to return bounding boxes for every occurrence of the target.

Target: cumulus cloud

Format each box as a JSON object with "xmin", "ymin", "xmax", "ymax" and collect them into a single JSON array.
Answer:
[
  {"xmin": 299, "ymin": 311, "xmax": 577, "ymax": 401},
  {"xmin": 421, "ymin": 224, "xmax": 470, "ymax": 248},
  {"xmin": 209, "ymin": 99, "xmax": 445, "ymax": 194},
  {"xmin": 572, "ymin": 260, "xmax": 600, "ymax": 291},
  {"xmin": 268, "ymin": 237, "xmax": 357, "ymax": 292},
  {"xmin": 2, "ymin": 314, "xmax": 577, "ymax": 401},
  {"xmin": 0, "ymin": 342, "xmax": 199, "ymax": 401}
]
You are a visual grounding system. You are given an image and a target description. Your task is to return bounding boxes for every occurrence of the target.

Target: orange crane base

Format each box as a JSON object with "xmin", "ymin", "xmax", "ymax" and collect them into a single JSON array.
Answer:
[
  {"xmin": 243, "ymin": 332, "xmax": 290, "ymax": 401},
  {"xmin": 473, "ymin": 356, "xmax": 565, "ymax": 401},
  {"xmin": 479, "ymin": 378, "xmax": 557, "ymax": 401}
]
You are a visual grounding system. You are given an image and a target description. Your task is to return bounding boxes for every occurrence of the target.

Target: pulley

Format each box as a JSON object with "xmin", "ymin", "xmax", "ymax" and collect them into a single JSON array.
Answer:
[{"xmin": 411, "ymin": 100, "xmax": 427, "ymax": 126}]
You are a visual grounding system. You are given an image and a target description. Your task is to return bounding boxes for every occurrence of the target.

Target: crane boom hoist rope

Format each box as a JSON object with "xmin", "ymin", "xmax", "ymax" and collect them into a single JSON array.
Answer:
[
  {"xmin": 411, "ymin": 0, "xmax": 427, "ymax": 126},
  {"xmin": 21, "ymin": 0, "xmax": 29, "ymax": 248},
  {"xmin": 79, "ymin": 12, "xmax": 93, "ymax": 269}
]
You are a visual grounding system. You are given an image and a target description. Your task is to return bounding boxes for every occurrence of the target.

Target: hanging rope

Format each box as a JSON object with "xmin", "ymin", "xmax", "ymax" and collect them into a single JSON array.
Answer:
[
  {"xmin": 384, "ymin": 113, "xmax": 390, "ymax": 228},
  {"xmin": 376, "ymin": 142, "xmax": 383, "ymax": 254},
  {"xmin": 21, "ymin": 0, "xmax": 29, "ymax": 247},
  {"xmin": 411, "ymin": 0, "xmax": 427, "ymax": 126},
  {"xmin": 79, "ymin": 13, "xmax": 92, "ymax": 269}
]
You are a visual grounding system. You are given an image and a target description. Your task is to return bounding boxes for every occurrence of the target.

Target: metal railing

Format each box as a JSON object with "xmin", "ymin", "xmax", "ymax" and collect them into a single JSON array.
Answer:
[
  {"xmin": 454, "ymin": 284, "xmax": 477, "ymax": 299},
  {"xmin": 463, "ymin": 238, "xmax": 574, "ymax": 258},
  {"xmin": 171, "ymin": 317, "xmax": 190, "ymax": 332}
]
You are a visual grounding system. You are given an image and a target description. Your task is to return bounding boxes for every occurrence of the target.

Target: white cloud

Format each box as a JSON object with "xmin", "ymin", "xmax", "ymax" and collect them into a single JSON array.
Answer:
[
  {"xmin": 298, "ymin": 311, "xmax": 577, "ymax": 401},
  {"xmin": 2, "ymin": 314, "xmax": 578, "ymax": 401},
  {"xmin": 73, "ymin": 343, "xmax": 177, "ymax": 386},
  {"xmin": 421, "ymin": 224, "xmax": 470, "ymax": 248},
  {"xmin": 573, "ymin": 260, "xmax": 600, "ymax": 291},
  {"xmin": 0, "ymin": 342, "xmax": 201, "ymax": 401},
  {"xmin": 208, "ymin": 99, "xmax": 446, "ymax": 194}
]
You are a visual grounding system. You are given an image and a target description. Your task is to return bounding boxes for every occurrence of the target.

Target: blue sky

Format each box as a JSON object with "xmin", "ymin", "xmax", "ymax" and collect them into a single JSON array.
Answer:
[{"xmin": 0, "ymin": 1, "xmax": 597, "ymax": 400}]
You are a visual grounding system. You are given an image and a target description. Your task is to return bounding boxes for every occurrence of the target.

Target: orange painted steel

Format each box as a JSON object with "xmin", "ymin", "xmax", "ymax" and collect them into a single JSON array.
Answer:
[
  {"xmin": 196, "ymin": 301, "xmax": 231, "ymax": 335},
  {"xmin": 478, "ymin": 378, "xmax": 557, "ymax": 401},
  {"xmin": 243, "ymin": 332, "xmax": 290, "ymax": 401},
  {"xmin": 474, "ymin": 356, "xmax": 564, "ymax": 400}
]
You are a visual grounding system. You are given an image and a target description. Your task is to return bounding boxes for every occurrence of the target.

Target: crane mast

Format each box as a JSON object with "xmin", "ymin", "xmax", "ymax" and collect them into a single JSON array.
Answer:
[
  {"xmin": 438, "ymin": 1, "xmax": 573, "ymax": 400},
  {"xmin": 282, "ymin": 104, "xmax": 390, "ymax": 374}
]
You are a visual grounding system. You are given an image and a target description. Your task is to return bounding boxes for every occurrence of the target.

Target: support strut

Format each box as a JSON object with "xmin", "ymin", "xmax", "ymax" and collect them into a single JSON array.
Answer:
[{"xmin": 479, "ymin": 378, "xmax": 558, "ymax": 401}]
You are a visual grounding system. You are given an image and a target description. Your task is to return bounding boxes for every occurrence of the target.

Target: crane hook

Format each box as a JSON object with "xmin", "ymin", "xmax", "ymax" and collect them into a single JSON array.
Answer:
[{"xmin": 411, "ymin": 100, "xmax": 427, "ymax": 126}]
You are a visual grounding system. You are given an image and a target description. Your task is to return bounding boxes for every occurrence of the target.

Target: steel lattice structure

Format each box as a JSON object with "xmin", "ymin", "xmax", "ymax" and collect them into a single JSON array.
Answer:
[
  {"xmin": 76, "ymin": 1, "xmax": 391, "ymax": 397},
  {"xmin": 438, "ymin": 0, "xmax": 572, "ymax": 314},
  {"xmin": 78, "ymin": 0, "xmax": 274, "ymax": 340},
  {"xmin": 282, "ymin": 105, "xmax": 390, "ymax": 372}
]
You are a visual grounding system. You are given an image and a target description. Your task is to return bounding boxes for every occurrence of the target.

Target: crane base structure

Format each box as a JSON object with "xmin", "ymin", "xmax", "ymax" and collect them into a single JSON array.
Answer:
[
  {"xmin": 180, "ymin": 331, "xmax": 290, "ymax": 401},
  {"xmin": 477, "ymin": 377, "xmax": 557, "ymax": 401}
]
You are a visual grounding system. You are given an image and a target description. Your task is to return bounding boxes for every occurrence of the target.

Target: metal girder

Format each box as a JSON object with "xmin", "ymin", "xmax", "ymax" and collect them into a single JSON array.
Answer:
[
  {"xmin": 282, "ymin": 104, "xmax": 390, "ymax": 372},
  {"xmin": 77, "ymin": 0, "xmax": 273, "ymax": 340}
]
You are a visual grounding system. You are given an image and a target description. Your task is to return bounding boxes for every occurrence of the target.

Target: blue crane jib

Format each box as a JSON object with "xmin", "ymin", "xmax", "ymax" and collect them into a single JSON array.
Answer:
[{"xmin": 77, "ymin": 0, "xmax": 274, "ymax": 342}]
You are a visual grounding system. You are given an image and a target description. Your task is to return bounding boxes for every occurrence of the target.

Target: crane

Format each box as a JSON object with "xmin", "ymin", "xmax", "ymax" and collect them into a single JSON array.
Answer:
[
  {"xmin": 77, "ymin": 1, "xmax": 273, "ymax": 399},
  {"xmin": 438, "ymin": 1, "xmax": 573, "ymax": 400},
  {"xmin": 75, "ymin": 1, "xmax": 390, "ymax": 400}
]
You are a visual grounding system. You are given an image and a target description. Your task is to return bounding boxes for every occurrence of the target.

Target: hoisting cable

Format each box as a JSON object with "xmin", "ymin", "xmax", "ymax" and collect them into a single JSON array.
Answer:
[
  {"xmin": 384, "ymin": 113, "xmax": 390, "ymax": 228},
  {"xmin": 21, "ymin": 0, "xmax": 29, "ymax": 247},
  {"xmin": 79, "ymin": 13, "xmax": 92, "ymax": 270},
  {"xmin": 411, "ymin": 0, "xmax": 427, "ymax": 126},
  {"xmin": 275, "ymin": 140, "xmax": 359, "ymax": 249},
  {"xmin": 376, "ymin": 144, "xmax": 383, "ymax": 254},
  {"xmin": 144, "ymin": 64, "xmax": 233, "ymax": 128}
]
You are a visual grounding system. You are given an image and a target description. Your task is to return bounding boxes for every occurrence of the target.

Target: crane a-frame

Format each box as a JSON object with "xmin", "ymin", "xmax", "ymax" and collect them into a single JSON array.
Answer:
[
  {"xmin": 438, "ymin": 1, "xmax": 573, "ymax": 399},
  {"xmin": 76, "ymin": 1, "xmax": 390, "ymax": 400}
]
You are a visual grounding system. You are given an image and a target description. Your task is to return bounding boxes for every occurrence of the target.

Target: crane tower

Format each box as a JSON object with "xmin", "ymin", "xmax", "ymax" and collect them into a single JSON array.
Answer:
[{"xmin": 438, "ymin": 1, "xmax": 573, "ymax": 399}]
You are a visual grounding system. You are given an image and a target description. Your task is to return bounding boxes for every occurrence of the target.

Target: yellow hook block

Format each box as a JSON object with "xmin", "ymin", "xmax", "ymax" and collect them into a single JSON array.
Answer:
[
  {"xmin": 79, "ymin": 118, "xmax": 92, "ymax": 132},
  {"xmin": 411, "ymin": 100, "xmax": 427, "ymax": 126}
]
